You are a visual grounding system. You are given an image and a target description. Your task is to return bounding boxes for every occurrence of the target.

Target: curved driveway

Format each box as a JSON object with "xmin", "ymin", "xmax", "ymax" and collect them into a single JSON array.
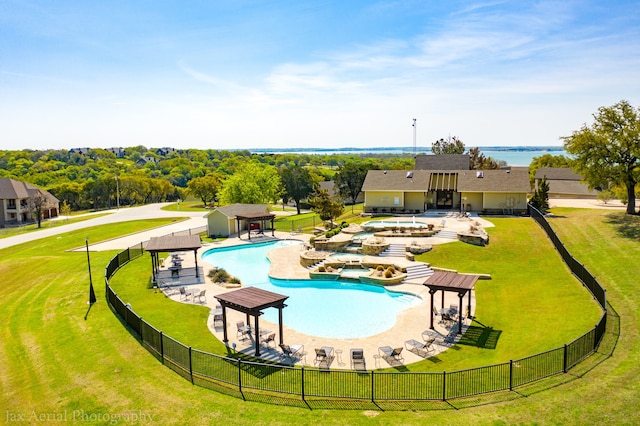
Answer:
[{"xmin": 0, "ymin": 203, "xmax": 208, "ymax": 251}]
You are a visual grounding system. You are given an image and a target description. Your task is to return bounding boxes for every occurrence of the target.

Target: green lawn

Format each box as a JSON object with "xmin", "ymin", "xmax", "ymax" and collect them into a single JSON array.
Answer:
[
  {"xmin": 0, "ymin": 210, "xmax": 637, "ymax": 424},
  {"xmin": 0, "ymin": 212, "xmax": 111, "ymax": 239}
]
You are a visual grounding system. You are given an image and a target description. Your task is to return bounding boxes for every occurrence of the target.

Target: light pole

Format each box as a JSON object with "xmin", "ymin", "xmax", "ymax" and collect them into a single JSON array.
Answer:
[
  {"xmin": 86, "ymin": 237, "xmax": 97, "ymax": 305},
  {"xmin": 115, "ymin": 175, "xmax": 120, "ymax": 210},
  {"xmin": 412, "ymin": 118, "xmax": 417, "ymax": 157}
]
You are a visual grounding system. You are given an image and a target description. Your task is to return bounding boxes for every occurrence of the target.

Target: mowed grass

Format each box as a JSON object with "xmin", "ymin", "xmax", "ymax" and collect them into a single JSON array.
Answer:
[{"xmin": 0, "ymin": 210, "xmax": 637, "ymax": 424}]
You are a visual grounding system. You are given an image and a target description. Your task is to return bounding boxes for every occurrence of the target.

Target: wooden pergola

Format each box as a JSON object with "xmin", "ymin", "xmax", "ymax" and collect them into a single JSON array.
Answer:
[
  {"xmin": 214, "ymin": 287, "xmax": 289, "ymax": 357},
  {"xmin": 146, "ymin": 235, "xmax": 202, "ymax": 283},
  {"xmin": 423, "ymin": 271, "xmax": 478, "ymax": 334},
  {"xmin": 235, "ymin": 212, "xmax": 276, "ymax": 240}
]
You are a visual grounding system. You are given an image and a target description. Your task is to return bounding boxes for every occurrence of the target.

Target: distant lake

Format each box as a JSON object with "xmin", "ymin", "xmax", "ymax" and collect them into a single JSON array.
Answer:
[{"xmin": 249, "ymin": 146, "xmax": 567, "ymax": 167}]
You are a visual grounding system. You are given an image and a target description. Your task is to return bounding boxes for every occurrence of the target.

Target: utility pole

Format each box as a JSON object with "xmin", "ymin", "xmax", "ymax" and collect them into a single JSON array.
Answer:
[{"xmin": 412, "ymin": 118, "xmax": 417, "ymax": 157}]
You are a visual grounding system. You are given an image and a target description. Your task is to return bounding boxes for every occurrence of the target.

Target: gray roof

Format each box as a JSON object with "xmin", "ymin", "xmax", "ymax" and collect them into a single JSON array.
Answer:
[
  {"xmin": 535, "ymin": 167, "xmax": 582, "ymax": 181},
  {"xmin": 362, "ymin": 168, "xmax": 531, "ymax": 193},
  {"xmin": 457, "ymin": 168, "xmax": 531, "ymax": 193},
  {"xmin": 146, "ymin": 235, "xmax": 201, "ymax": 252},
  {"xmin": 0, "ymin": 178, "xmax": 59, "ymax": 203},
  {"xmin": 415, "ymin": 154, "xmax": 470, "ymax": 171},
  {"xmin": 207, "ymin": 203, "xmax": 270, "ymax": 218},
  {"xmin": 0, "ymin": 178, "xmax": 30, "ymax": 199},
  {"xmin": 548, "ymin": 180, "xmax": 599, "ymax": 196},
  {"xmin": 361, "ymin": 170, "xmax": 431, "ymax": 192}
]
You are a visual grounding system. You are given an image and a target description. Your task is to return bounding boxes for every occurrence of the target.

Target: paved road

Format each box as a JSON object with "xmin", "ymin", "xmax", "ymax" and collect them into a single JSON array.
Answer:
[{"xmin": 0, "ymin": 203, "xmax": 208, "ymax": 251}]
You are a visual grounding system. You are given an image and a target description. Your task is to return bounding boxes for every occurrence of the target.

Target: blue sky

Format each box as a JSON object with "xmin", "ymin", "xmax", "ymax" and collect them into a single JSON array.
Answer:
[{"xmin": 1, "ymin": 0, "xmax": 639, "ymax": 150}]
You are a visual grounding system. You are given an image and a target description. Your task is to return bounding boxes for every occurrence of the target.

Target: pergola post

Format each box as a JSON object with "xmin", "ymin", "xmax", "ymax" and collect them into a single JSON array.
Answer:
[
  {"xmin": 222, "ymin": 306, "xmax": 228, "ymax": 344},
  {"xmin": 278, "ymin": 307, "xmax": 284, "ymax": 345},
  {"xmin": 458, "ymin": 293, "xmax": 464, "ymax": 334},
  {"xmin": 429, "ymin": 289, "xmax": 436, "ymax": 330},
  {"xmin": 254, "ymin": 315, "xmax": 260, "ymax": 356}
]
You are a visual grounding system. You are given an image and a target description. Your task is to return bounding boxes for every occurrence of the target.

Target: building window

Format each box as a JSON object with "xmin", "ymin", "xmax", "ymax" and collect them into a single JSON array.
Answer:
[{"xmin": 8, "ymin": 199, "xmax": 16, "ymax": 209}]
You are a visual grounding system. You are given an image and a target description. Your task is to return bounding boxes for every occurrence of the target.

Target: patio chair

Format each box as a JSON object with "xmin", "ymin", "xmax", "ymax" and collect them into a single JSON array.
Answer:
[
  {"xmin": 350, "ymin": 348, "xmax": 366, "ymax": 371},
  {"xmin": 279, "ymin": 343, "xmax": 303, "ymax": 361},
  {"xmin": 210, "ymin": 308, "xmax": 223, "ymax": 327},
  {"xmin": 314, "ymin": 346, "xmax": 334, "ymax": 368},
  {"xmin": 405, "ymin": 338, "xmax": 435, "ymax": 358},
  {"xmin": 236, "ymin": 321, "xmax": 251, "ymax": 340},
  {"xmin": 260, "ymin": 333, "xmax": 276, "ymax": 348},
  {"xmin": 179, "ymin": 287, "xmax": 192, "ymax": 301},
  {"xmin": 194, "ymin": 289, "xmax": 206, "ymax": 303}
]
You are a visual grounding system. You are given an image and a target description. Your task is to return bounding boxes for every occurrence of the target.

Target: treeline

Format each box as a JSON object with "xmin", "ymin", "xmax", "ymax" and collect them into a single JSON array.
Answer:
[{"xmin": 0, "ymin": 147, "xmax": 414, "ymax": 211}]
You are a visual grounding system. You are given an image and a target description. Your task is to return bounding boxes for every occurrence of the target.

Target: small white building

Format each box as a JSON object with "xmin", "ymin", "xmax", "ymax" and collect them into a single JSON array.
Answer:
[{"xmin": 205, "ymin": 204, "xmax": 273, "ymax": 238}]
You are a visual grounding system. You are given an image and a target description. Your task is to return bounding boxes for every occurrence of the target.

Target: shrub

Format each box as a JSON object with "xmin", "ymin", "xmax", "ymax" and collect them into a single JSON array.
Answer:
[
  {"xmin": 208, "ymin": 268, "xmax": 232, "ymax": 283},
  {"xmin": 376, "ymin": 265, "xmax": 384, "ymax": 271},
  {"xmin": 318, "ymin": 266, "xmax": 326, "ymax": 272},
  {"xmin": 384, "ymin": 269, "xmax": 393, "ymax": 278}
]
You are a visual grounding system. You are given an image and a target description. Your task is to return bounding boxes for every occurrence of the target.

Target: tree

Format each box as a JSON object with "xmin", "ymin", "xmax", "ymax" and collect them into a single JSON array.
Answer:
[
  {"xmin": 308, "ymin": 189, "xmax": 344, "ymax": 229},
  {"xmin": 279, "ymin": 166, "xmax": 315, "ymax": 214},
  {"xmin": 187, "ymin": 174, "xmax": 223, "ymax": 207},
  {"xmin": 530, "ymin": 176, "xmax": 550, "ymax": 212},
  {"xmin": 219, "ymin": 162, "xmax": 281, "ymax": 204},
  {"xmin": 334, "ymin": 162, "xmax": 369, "ymax": 212},
  {"xmin": 31, "ymin": 191, "xmax": 49, "ymax": 228},
  {"xmin": 432, "ymin": 136, "xmax": 465, "ymax": 155},
  {"xmin": 468, "ymin": 147, "xmax": 499, "ymax": 170},
  {"xmin": 563, "ymin": 100, "xmax": 640, "ymax": 215}
]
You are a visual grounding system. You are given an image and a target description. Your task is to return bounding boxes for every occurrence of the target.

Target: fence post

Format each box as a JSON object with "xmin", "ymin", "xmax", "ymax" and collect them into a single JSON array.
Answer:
[
  {"xmin": 509, "ymin": 360, "xmax": 513, "ymax": 391},
  {"xmin": 189, "ymin": 346, "xmax": 193, "ymax": 384},
  {"xmin": 563, "ymin": 344, "xmax": 568, "ymax": 373},
  {"xmin": 371, "ymin": 371, "xmax": 375, "ymax": 403},
  {"xmin": 237, "ymin": 359, "xmax": 243, "ymax": 394},
  {"xmin": 301, "ymin": 367, "xmax": 305, "ymax": 402},
  {"xmin": 442, "ymin": 371, "xmax": 446, "ymax": 401},
  {"xmin": 160, "ymin": 331, "xmax": 164, "ymax": 360}
]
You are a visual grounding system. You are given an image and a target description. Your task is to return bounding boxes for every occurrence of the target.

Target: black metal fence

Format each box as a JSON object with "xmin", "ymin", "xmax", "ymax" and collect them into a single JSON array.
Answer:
[{"xmin": 104, "ymin": 209, "xmax": 608, "ymax": 406}]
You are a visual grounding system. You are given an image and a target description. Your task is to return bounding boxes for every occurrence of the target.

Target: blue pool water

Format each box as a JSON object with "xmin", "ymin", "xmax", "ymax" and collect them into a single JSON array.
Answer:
[{"xmin": 202, "ymin": 240, "xmax": 421, "ymax": 339}]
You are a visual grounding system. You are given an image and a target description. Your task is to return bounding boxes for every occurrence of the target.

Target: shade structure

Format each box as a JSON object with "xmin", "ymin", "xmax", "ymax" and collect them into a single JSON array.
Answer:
[
  {"xmin": 215, "ymin": 286, "xmax": 288, "ymax": 356},
  {"xmin": 146, "ymin": 235, "xmax": 202, "ymax": 282},
  {"xmin": 423, "ymin": 271, "xmax": 478, "ymax": 334}
]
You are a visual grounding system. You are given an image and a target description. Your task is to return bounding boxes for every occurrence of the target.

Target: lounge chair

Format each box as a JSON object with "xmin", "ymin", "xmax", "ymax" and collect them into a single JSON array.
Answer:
[
  {"xmin": 279, "ymin": 343, "xmax": 303, "ymax": 361},
  {"xmin": 260, "ymin": 333, "xmax": 276, "ymax": 348},
  {"xmin": 350, "ymin": 348, "xmax": 366, "ymax": 371},
  {"xmin": 405, "ymin": 338, "xmax": 435, "ymax": 358},
  {"xmin": 236, "ymin": 321, "xmax": 251, "ymax": 340},
  {"xmin": 314, "ymin": 346, "xmax": 334, "ymax": 368},
  {"xmin": 378, "ymin": 346, "xmax": 404, "ymax": 364}
]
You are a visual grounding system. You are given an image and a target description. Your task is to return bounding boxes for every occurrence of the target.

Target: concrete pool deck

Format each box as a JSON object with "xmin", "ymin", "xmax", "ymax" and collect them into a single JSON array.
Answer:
[{"xmin": 158, "ymin": 213, "xmax": 489, "ymax": 370}]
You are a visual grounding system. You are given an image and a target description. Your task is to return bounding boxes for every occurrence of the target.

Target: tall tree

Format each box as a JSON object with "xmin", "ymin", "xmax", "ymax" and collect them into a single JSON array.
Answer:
[
  {"xmin": 563, "ymin": 100, "xmax": 640, "ymax": 215},
  {"xmin": 432, "ymin": 136, "xmax": 465, "ymax": 155},
  {"xmin": 334, "ymin": 162, "xmax": 369, "ymax": 212},
  {"xmin": 187, "ymin": 173, "xmax": 223, "ymax": 207},
  {"xmin": 31, "ymin": 191, "xmax": 49, "ymax": 228},
  {"xmin": 530, "ymin": 176, "xmax": 550, "ymax": 212},
  {"xmin": 468, "ymin": 147, "xmax": 499, "ymax": 170},
  {"xmin": 219, "ymin": 162, "xmax": 281, "ymax": 204},
  {"xmin": 279, "ymin": 166, "xmax": 315, "ymax": 214}
]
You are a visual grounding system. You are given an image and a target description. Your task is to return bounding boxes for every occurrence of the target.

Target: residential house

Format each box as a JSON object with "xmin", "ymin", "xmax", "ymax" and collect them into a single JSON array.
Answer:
[
  {"xmin": 0, "ymin": 178, "xmax": 59, "ymax": 227},
  {"xmin": 534, "ymin": 167, "xmax": 599, "ymax": 199}
]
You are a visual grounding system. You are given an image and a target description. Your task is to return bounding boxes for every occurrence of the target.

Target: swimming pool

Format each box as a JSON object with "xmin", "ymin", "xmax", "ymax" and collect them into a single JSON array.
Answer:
[{"xmin": 201, "ymin": 240, "xmax": 422, "ymax": 339}]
